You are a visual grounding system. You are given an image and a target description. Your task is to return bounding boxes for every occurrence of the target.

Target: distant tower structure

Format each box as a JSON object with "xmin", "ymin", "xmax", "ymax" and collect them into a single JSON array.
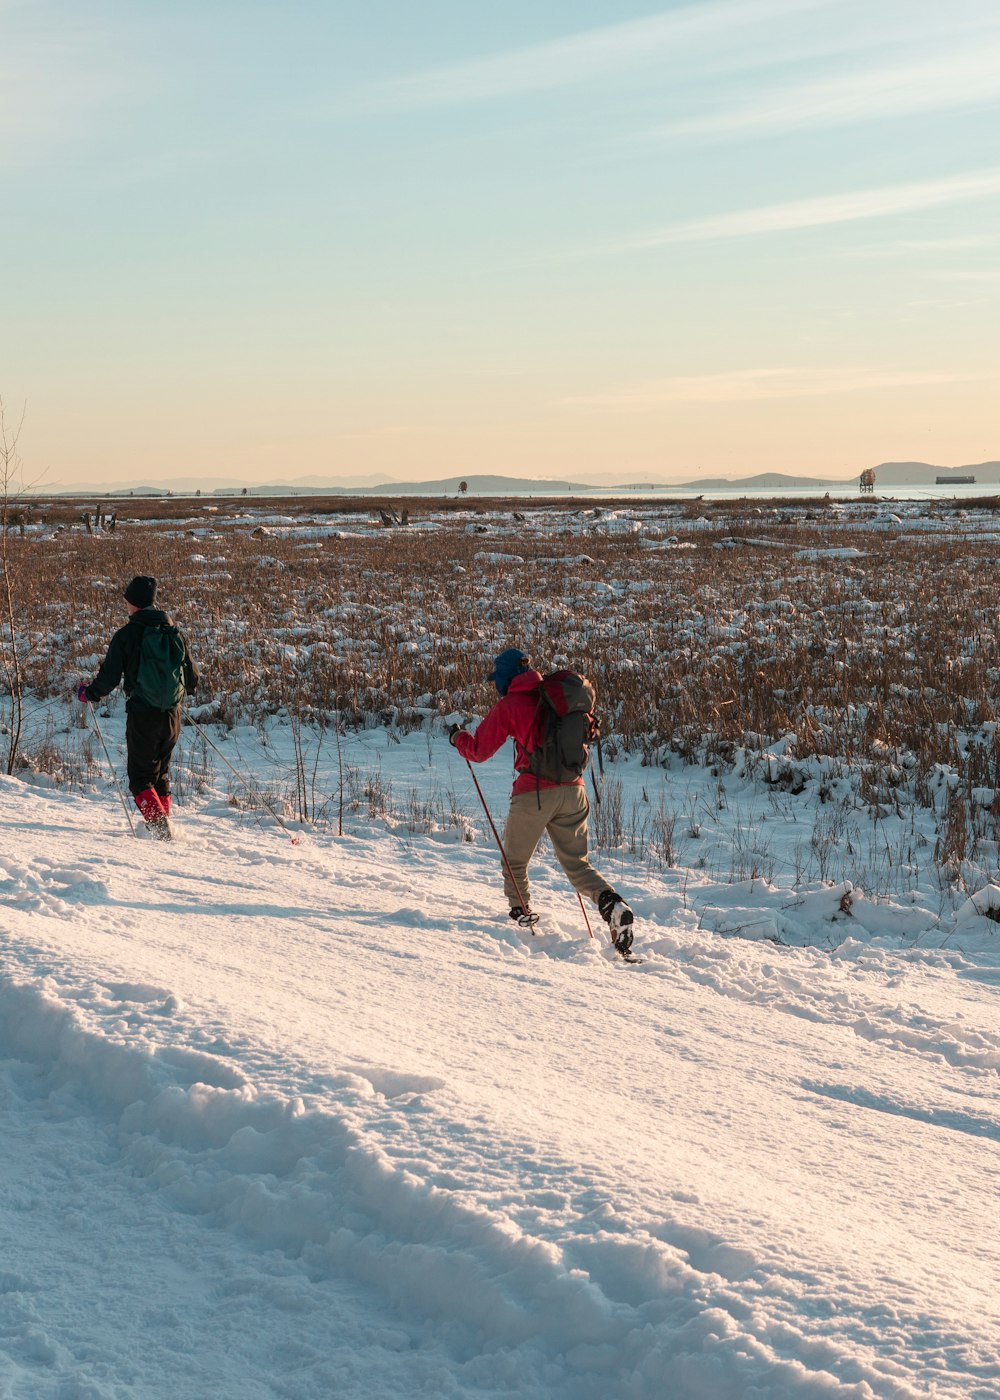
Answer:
[{"xmin": 859, "ymin": 468, "xmax": 876, "ymax": 494}]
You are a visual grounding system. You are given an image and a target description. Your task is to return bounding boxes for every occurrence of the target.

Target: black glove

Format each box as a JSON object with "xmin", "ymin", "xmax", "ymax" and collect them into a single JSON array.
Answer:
[{"xmin": 448, "ymin": 723, "xmax": 464, "ymax": 747}]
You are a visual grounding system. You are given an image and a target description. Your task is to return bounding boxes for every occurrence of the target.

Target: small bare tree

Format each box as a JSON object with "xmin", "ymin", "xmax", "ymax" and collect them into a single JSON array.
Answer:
[{"xmin": 0, "ymin": 399, "xmax": 27, "ymax": 773}]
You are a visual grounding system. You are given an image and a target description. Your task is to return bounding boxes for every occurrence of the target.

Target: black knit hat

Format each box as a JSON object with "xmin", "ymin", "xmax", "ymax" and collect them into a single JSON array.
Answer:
[{"xmin": 123, "ymin": 575, "xmax": 156, "ymax": 608}]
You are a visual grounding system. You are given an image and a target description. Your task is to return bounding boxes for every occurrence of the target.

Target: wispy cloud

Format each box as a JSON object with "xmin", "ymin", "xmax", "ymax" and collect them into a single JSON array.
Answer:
[
  {"xmin": 0, "ymin": 21, "xmax": 144, "ymax": 168},
  {"xmin": 563, "ymin": 367, "xmax": 987, "ymax": 409},
  {"xmin": 345, "ymin": 0, "xmax": 830, "ymax": 112},
  {"xmin": 930, "ymin": 269, "xmax": 1000, "ymax": 284},
  {"xmin": 842, "ymin": 234, "xmax": 999, "ymax": 260},
  {"xmin": 335, "ymin": 1, "xmax": 1000, "ymax": 121},
  {"xmin": 596, "ymin": 168, "xmax": 1000, "ymax": 254},
  {"xmin": 656, "ymin": 40, "xmax": 1000, "ymax": 140}
]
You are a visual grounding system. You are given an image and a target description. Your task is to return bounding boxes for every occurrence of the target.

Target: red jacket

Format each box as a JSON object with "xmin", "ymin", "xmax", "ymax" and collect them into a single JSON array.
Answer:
[{"xmin": 454, "ymin": 669, "xmax": 583, "ymax": 796}]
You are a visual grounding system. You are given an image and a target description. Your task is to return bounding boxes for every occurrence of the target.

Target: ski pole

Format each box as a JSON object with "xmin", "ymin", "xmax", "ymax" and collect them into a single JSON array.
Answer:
[
  {"xmin": 184, "ymin": 713, "xmax": 300, "ymax": 845},
  {"xmin": 87, "ymin": 707, "xmax": 137, "ymax": 837},
  {"xmin": 576, "ymin": 891, "xmax": 596, "ymax": 941},
  {"xmin": 462, "ymin": 757, "xmax": 535, "ymax": 930}
]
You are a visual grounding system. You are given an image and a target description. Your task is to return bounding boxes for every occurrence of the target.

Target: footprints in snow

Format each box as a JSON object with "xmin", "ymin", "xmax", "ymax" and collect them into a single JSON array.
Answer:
[
  {"xmin": 0, "ymin": 854, "xmax": 109, "ymax": 918},
  {"xmin": 350, "ymin": 1066, "xmax": 446, "ymax": 1099},
  {"xmin": 801, "ymin": 1079, "xmax": 1000, "ymax": 1142}
]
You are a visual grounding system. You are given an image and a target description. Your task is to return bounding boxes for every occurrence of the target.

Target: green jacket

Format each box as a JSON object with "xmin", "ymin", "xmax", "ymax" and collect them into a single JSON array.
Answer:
[{"xmin": 86, "ymin": 607, "xmax": 199, "ymax": 711}]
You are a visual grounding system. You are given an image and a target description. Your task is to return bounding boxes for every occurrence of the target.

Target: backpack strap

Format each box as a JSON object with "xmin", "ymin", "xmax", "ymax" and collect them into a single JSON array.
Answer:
[{"xmin": 531, "ymin": 683, "xmax": 549, "ymax": 807}]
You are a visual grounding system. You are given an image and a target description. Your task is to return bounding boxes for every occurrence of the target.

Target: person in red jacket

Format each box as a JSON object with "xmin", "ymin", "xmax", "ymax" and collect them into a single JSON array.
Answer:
[{"xmin": 451, "ymin": 648, "xmax": 634, "ymax": 952}]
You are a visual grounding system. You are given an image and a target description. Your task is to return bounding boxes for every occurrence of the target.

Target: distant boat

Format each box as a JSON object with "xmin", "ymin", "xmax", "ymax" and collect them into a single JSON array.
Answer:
[{"xmin": 937, "ymin": 474, "xmax": 975, "ymax": 484}]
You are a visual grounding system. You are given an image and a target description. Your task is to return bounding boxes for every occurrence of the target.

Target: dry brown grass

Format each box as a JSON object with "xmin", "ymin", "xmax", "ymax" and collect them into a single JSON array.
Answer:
[{"xmin": 8, "ymin": 503, "xmax": 1000, "ymax": 816}]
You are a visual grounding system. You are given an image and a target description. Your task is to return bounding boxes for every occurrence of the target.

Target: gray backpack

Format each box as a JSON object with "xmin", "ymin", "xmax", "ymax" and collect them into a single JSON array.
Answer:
[{"xmin": 527, "ymin": 671, "xmax": 598, "ymax": 784}]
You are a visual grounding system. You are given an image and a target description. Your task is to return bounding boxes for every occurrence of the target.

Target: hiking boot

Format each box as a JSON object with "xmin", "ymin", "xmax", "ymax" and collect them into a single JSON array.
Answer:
[
  {"xmin": 598, "ymin": 891, "xmax": 634, "ymax": 953},
  {"xmin": 509, "ymin": 906, "xmax": 539, "ymax": 929},
  {"xmin": 134, "ymin": 787, "xmax": 172, "ymax": 840}
]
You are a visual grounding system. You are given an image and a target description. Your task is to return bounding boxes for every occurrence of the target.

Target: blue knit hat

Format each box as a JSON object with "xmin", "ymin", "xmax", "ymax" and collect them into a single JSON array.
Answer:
[{"xmin": 487, "ymin": 648, "xmax": 529, "ymax": 696}]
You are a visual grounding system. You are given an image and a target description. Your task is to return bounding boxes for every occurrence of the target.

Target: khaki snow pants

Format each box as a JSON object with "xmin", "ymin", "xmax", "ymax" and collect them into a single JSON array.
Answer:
[{"xmin": 500, "ymin": 783, "xmax": 613, "ymax": 910}]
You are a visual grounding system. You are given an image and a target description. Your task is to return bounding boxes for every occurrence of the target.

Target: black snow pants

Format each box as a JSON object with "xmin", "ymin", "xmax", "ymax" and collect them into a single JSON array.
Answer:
[{"xmin": 126, "ymin": 705, "xmax": 182, "ymax": 797}]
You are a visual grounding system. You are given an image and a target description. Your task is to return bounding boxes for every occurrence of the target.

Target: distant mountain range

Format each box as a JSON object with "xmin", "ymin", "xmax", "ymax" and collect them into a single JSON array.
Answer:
[
  {"xmin": 38, "ymin": 472, "xmax": 398, "ymax": 496},
  {"xmin": 39, "ymin": 474, "xmax": 596, "ymax": 498},
  {"xmin": 34, "ymin": 462, "xmax": 1000, "ymax": 497},
  {"xmin": 862, "ymin": 461, "xmax": 1000, "ymax": 486},
  {"xmin": 672, "ymin": 463, "xmax": 1000, "ymax": 491}
]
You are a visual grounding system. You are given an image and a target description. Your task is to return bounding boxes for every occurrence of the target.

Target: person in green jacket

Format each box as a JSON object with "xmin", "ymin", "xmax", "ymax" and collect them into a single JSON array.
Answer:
[{"xmin": 77, "ymin": 575, "xmax": 198, "ymax": 837}]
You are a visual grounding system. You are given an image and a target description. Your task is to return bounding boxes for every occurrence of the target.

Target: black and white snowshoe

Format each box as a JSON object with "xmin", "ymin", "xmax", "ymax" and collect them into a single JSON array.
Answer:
[{"xmin": 509, "ymin": 905, "xmax": 539, "ymax": 932}]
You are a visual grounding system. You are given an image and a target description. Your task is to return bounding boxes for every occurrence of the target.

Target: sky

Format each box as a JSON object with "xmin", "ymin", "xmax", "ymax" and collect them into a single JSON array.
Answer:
[{"xmin": 2, "ymin": 0, "xmax": 999, "ymax": 488}]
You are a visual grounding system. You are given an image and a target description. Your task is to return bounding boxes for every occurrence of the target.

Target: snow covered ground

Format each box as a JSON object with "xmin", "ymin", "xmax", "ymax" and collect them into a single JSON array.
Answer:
[{"xmin": 2, "ymin": 719, "xmax": 999, "ymax": 1399}]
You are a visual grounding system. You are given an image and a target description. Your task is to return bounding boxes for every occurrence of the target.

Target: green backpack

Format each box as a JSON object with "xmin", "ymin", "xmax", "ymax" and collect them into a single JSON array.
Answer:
[{"xmin": 133, "ymin": 625, "xmax": 187, "ymax": 709}]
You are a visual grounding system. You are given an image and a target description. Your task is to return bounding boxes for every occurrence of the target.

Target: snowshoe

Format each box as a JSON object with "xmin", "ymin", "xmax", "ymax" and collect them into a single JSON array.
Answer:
[
  {"xmin": 598, "ymin": 890, "xmax": 635, "ymax": 956},
  {"xmin": 134, "ymin": 787, "xmax": 172, "ymax": 840}
]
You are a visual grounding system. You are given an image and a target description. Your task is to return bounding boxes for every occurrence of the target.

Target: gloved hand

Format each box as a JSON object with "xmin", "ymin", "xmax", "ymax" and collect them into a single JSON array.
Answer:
[
  {"xmin": 76, "ymin": 681, "xmax": 91, "ymax": 704},
  {"xmin": 448, "ymin": 723, "xmax": 465, "ymax": 747}
]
